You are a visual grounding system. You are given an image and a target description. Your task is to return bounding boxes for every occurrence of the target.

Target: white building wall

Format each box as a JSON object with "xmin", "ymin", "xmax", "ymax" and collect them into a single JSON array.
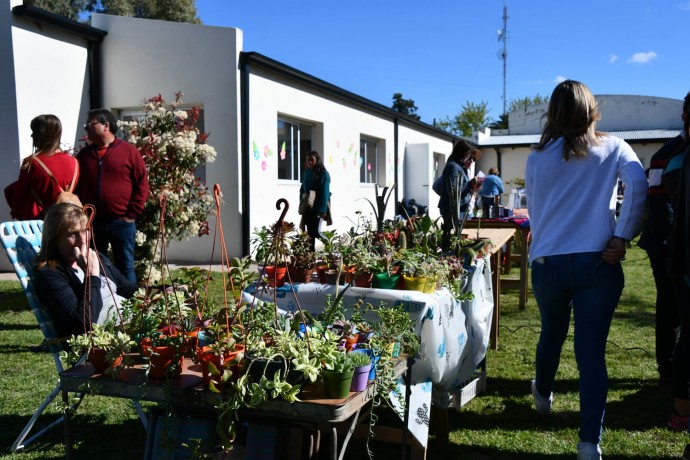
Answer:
[
  {"xmin": 396, "ymin": 125, "xmax": 454, "ymax": 219},
  {"xmin": 90, "ymin": 14, "xmax": 242, "ymax": 262},
  {"xmin": 509, "ymin": 95, "xmax": 683, "ymax": 135},
  {"xmin": 246, "ymin": 69, "xmax": 453, "ymax": 245}
]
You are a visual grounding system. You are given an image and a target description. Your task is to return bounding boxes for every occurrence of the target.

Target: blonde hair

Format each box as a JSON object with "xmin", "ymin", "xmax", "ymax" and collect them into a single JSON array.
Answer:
[
  {"xmin": 36, "ymin": 203, "xmax": 87, "ymax": 269},
  {"xmin": 533, "ymin": 80, "xmax": 603, "ymax": 161}
]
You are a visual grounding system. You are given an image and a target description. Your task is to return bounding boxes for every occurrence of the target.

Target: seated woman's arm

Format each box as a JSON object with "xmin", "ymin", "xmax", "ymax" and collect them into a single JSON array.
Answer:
[{"xmin": 34, "ymin": 265, "xmax": 102, "ymax": 339}]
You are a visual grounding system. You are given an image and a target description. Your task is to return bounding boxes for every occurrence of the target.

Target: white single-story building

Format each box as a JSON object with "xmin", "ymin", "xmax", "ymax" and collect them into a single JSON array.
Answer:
[{"xmin": 1, "ymin": 1, "xmax": 461, "ymax": 270}]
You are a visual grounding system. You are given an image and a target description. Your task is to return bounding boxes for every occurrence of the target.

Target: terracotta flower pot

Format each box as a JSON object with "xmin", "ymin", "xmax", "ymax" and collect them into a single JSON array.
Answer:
[
  {"xmin": 354, "ymin": 272, "xmax": 373, "ymax": 288},
  {"xmin": 141, "ymin": 341, "xmax": 184, "ymax": 380},
  {"xmin": 198, "ymin": 344, "xmax": 245, "ymax": 385},
  {"xmin": 288, "ymin": 265, "xmax": 314, "ymax": 284},
  {"xmin": 264, "ymin": 265, "xmax": 287, "ymax": 287},
  {"xmin": 88, "ymin": 347, "xmax": 123, "ymax": 374}
]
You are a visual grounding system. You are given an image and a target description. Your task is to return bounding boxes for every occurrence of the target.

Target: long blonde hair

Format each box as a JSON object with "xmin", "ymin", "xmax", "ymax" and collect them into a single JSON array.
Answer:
[
  {"xmin": 36, "ymin": 203, "xmax": 87, "ymax": 269},
  {"xmin": 533, "ymin": 80, "xmax": 603, "ymax": 161}
]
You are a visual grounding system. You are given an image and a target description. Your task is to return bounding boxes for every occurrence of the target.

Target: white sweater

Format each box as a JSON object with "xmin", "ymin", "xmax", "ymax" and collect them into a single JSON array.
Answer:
[{"xmin": 525, "ymin": 135, "xmax": 647, "ymax": 261}]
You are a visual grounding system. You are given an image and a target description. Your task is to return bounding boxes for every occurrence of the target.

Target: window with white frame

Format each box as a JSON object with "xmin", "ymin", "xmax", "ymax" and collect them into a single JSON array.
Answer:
[
  {"xmin": 359, "ymin": 136, "xmax": 386, "ymax": 185},
  {"xmin": 277, "ymin": 117, "xmax": 313, "ymax": 181},
  {"xmin": 433, "ymin": 152, "xmax": 445, "ymax": 180}
]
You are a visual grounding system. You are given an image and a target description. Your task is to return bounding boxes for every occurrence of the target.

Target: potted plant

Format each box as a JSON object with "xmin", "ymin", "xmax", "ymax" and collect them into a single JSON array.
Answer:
[
  {"xmin": 321, "ymin": 351, "xmax": 355, "ymax": 398},
  {"xmin": 62, "ymin": 323, "xmax": 136, "ymax": 376},
  {"xmin": 348, "ymin": 350, "xmax": 372, "ymax": 392},
  {"xmin": 287, "ymin": 230, "xmax": 316, "ymax": 283}
]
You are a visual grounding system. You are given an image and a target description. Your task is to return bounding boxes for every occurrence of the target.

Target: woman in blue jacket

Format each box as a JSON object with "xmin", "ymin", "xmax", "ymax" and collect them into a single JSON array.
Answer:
[{"xmin": 299, "ymin": 151, "xmax": 331, "ymax": 250}]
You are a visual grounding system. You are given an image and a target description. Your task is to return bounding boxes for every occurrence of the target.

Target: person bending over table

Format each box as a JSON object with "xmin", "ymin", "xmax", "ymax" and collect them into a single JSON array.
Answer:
[{"xmin": 34, "ymin": 203, "xmax": 137, "ymax": 339}]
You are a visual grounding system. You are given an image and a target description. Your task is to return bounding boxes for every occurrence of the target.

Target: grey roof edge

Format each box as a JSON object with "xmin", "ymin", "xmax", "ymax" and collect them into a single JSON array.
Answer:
[
  {"xmin": 240, "ymin": 52, "xmax": 462, "ymax": 143},
  {"xmin": 13, "ymin": 4, "xmax": 107, "ymax": 42},
  {"xmin": 478, "ymin": 129, "xmax": 680, "ymax": 148}
]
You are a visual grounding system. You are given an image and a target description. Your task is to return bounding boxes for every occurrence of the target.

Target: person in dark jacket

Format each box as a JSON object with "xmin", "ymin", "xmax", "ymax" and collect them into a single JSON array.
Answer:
[
  {"xmin": 75, "ymin": 109, "xmax": 149, "ymax": 285},
  {"xmin": 638, "ymin": 92, "xmax": 689, "ymax": 389},
  {"xmin": 437, "ymin": 139, "xmax": 481, "ymax": 251},
  {"xmin": 299, "ymin": 151, "xmax": 331, "ymax": 250},
  {"xmin": 34, "ymin": 203, "xmax": 137, "ymax": 339}
]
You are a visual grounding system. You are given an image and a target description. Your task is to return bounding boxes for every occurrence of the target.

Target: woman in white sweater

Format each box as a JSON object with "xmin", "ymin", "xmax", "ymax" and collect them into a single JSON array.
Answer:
[{"xmin": 525, "ymin": 80, "xmax": 647, "ymax": 460}]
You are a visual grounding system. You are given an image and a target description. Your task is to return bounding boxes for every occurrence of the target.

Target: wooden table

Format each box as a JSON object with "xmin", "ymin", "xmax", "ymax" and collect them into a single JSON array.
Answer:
[
  {"xmin": 59, "ymin": 356, "xmax": 415, "ymax": 460},
  {"xmin": 464, "ymin": 218, "xmax": 530, "ymax": 310},
  {"xmin": 461, "ymin": 227, "xmax": 516, "ymax": 350}
]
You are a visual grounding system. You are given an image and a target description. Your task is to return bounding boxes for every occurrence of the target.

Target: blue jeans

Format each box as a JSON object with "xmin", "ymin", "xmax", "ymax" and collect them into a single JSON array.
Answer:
[
  {"xmin": 93, "ymin": 219, "xmax": 137, "ymax": 285},
  {"xmin": 531, "ymin": 252, "xmax": 624, "ymax": 444}
]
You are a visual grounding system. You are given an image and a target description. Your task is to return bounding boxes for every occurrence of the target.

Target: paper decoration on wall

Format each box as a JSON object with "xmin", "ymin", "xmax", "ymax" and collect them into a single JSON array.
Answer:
[
  {"xmin": 252, "ymin": 141, "xmax": 260, "ymax": 160},
  {"xmin": 261, "ymin": 160, "xmax": 267, "ymax": 171},
  {"xmin": 336, "ymin": 139, "xmax": 340, "ymax": 149},
  {"xmin": 328, "ymin": 154, "xmax": 333, "ymax": 164},
  {"xmin": 348, "ymin": 142, "xmax": 353, "ymax": 153},
  {"xmin": 358, "ymin": 157, "xmax": 364, "ymax": 167},
  {"xmin": 264, "ymin": 145, "xmax": 273, "ymax": 157},
  {"xmin": 367, "ymin": 162, "xmax": 372, "ymax": 172},
  {"xmin": 342, "ymin": 158, "xmax": 347, "ymax": 168},
  {"xmin": 280, "ymin": 141, "xmax": 286, "ymax": 160}
]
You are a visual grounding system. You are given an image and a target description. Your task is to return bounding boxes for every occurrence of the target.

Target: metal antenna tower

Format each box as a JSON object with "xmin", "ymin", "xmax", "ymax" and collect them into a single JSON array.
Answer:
[{"xmin": 497, "ymin": 4, "xmax": 508, "ymax": 115}]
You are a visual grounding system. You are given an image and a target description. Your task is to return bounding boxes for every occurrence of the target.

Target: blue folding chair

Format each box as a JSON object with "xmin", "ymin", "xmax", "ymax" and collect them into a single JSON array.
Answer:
[{"xmin": 0, "ymin": 220, "xmax": 147, "ymax": 452}]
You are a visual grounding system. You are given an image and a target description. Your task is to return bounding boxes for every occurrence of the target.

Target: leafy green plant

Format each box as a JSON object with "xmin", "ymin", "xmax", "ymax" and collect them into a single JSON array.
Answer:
[{"xmin": 61, "ymin": 323, "xmax": 136, "ymax": 372}]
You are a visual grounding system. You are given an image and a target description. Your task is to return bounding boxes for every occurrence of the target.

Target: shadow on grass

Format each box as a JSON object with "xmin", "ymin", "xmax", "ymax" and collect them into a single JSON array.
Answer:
[
  {"xmin": 449, "ymin": 376, "xmax": 671, "ymax": 433},
  {"xmin": 1, "ymin": 413, "xmax": 147, "ymax": 459}
]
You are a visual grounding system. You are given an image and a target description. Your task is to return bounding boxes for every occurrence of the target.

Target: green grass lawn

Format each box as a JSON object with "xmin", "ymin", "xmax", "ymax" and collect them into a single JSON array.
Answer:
[{"xmin": 0, "ymin": 243, "xmax": 687, "ymax": 459}]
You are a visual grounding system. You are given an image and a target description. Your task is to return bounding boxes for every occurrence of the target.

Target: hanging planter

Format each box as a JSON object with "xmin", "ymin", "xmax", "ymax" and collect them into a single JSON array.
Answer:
[
  {"xmin": 263, "ymin": 265, "xmax": 287, "ymax": 287},
  {"xmin": 88, "ymin": 347, "xmax": 124, "ymax": 374},
  {"xmin": 198, "ymin": 344, "xmax": 245, "ymax": 385},
  {"xmin": 141, "ymin": 339, "xmax": 184, "ymax": 380}
]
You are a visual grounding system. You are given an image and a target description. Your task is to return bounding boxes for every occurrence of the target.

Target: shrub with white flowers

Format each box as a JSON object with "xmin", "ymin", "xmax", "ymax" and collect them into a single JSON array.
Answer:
[{"xmin": 118, "ymin": 92, "xmax": 217, "ymax": 283}]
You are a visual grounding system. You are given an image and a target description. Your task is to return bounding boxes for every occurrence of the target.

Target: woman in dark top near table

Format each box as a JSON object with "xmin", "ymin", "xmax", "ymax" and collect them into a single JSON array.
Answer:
[
  {"xmin": 299, "ymin": 151, "xmax": 331, "ymax": 251},
  {"xmin": 34, "ymin": 203, "xmax": 137, "ymax": 339}
]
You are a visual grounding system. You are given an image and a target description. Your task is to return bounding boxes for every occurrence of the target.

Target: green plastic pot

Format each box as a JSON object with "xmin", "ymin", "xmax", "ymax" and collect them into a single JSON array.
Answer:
[{"xmin": 322, "ymin": 369, "xmax": 354, "ymax": 399}]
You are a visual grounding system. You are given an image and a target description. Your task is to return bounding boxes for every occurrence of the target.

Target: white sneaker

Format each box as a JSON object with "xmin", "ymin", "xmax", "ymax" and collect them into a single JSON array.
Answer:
[
  {"xmin": 531, "ymin": 379, "xmax": 553, "ymax": 415},
  {"xmin": 577, "ymin": 442, "xmax": 602, "ymax": 460}
]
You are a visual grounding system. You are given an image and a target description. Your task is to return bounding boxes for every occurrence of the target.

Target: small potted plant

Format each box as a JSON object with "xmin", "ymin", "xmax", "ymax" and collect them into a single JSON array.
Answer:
[
  {"xmin": 287, "ymin": 230, "xmax": 316, "ymax": 283},
  {"xmin": 321, "ymin": 352, "xmax": 355, "ymax": 398},
  {"xmin": 62, "ymin": 323, "xmax": 136, "ymax": 376}
]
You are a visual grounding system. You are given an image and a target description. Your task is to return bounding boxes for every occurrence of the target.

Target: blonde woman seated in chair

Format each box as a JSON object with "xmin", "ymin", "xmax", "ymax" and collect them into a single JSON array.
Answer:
[{"xmin": 34, "ymin": 203, "xmax": 137, "ymax": 339}]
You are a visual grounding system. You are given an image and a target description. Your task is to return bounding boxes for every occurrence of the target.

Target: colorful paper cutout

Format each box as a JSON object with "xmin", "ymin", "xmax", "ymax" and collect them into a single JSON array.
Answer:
[
  {"xmin": 252, "ymin": 141, "xmax": 260, "ymax": 160},
  {"xmin": 280, "ymin": 141, "xmax": 286, "ymax": 160}
]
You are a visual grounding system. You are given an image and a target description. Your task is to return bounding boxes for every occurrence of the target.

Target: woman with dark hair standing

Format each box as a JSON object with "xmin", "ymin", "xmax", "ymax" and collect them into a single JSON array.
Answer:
[
  {"xmin": 299, "ymin": 151, "xmax": 331, "ymax": 250},
  {"xmin": 4, "ymin": 114, "xmax": 79, "ymax": 219},
  {"xmin": 436, "ymin": 139, "xmax": 481, "ymax": 251},
  {"xmin": 526, "ymin": 80, "xmax": 647, "ymax": 460}
]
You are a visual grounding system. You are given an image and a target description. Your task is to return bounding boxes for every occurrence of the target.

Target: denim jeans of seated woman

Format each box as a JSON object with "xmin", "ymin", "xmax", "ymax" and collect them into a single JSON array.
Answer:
[{"xmin": 531, "ymin": 251, "xmax": 624, "ymax": 445}]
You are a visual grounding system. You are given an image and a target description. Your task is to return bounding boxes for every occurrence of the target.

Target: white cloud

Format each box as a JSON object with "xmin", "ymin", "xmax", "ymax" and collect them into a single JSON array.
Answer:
[
  {"xmin": 679, "ymin": 1, "xmax": 690, "ymax": 10},
  {"xmin": 627, "ymin": 51, "xmax": 658, "ymax": 64},
  {"xmin": 554, "ymin": 75, "xmax": 567, "ymax": 83},
  {"xmin": 525, "ymin": 80, "xmax": 544, "ymax": 85},
  {"xmin": 608, "ymin": 54, "xmax": 619, "ymax": 64}
]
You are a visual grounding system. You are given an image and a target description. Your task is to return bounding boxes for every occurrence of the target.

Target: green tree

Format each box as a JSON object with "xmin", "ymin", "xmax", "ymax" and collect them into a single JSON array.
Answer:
[
  {"xmin": 25, "ymin": 0, "xmax": 200, "ymax": 23},
  {"xmin": 435, "ymin": 100, "xmax": 490, "ymax": 137},
  {"xmin": 391, "ymin": 93, "xmax": 421, "ymax": 120},
  {"xmin": 488, "ymin": 113, "xmax": 509, "ymax": 130},
  {"xmin": 508, "ymin": 93, "xmax": 549, "ymax": 113},
  {"xmin": 24, "ymin": 0, "xmax": 87, "ymax": 20}
]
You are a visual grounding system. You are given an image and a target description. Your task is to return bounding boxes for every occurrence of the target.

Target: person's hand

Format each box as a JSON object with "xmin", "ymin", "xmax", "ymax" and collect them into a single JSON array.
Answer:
[
  {"xmin": 601, "ymin": 237, "xmax": 626, "ymax": 265},
  {"xmin": 74, "ymin": 244, "xmax": 100, "ymax": 276}
]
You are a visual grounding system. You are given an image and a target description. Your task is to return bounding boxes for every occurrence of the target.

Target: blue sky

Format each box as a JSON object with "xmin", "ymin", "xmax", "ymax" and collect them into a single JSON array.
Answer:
[{"xmin": 197, "ymin": 0, "xmax": 690, "ymax": 125}]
